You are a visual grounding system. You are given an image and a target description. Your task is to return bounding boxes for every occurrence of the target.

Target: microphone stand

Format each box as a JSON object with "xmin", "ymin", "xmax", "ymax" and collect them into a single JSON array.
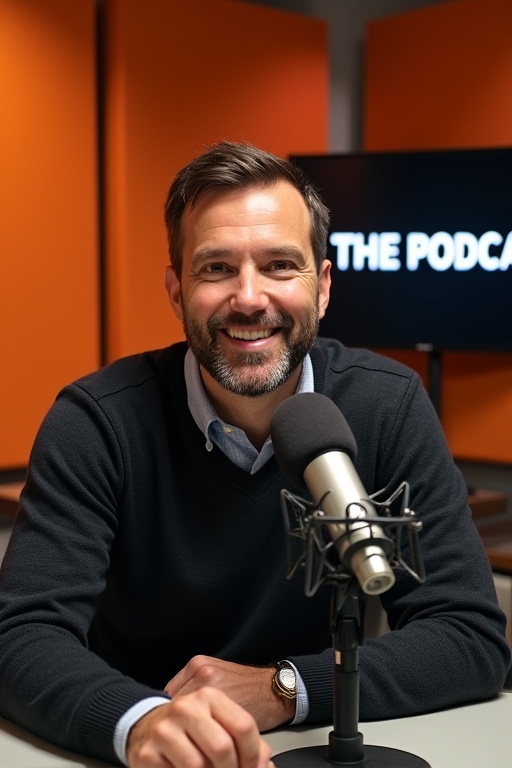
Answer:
[
  {"xmin": 273, "ymin": 489, "xmax": 431, "ymax": 767},
  {"xmin": 328, "ymin": 578, "xmax": 367, "ymax": 764}
]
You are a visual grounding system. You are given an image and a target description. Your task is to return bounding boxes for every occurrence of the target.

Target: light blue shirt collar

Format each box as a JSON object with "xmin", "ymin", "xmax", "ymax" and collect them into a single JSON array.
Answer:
[{"xmin": 184, "ymin": 348, "xmax": 314, "ymax": 474}]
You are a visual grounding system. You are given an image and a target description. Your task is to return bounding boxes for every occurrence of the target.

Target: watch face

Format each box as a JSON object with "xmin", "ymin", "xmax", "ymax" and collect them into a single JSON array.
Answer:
[{"xmin": 279, "ymin": 667, "xmax": 296, "ymax": 691}]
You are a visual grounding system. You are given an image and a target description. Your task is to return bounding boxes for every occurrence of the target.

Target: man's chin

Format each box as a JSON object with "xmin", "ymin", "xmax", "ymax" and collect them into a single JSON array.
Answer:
[{"xmin": 209, "ymin": 362, "xmax": 291, "ymax": 398}]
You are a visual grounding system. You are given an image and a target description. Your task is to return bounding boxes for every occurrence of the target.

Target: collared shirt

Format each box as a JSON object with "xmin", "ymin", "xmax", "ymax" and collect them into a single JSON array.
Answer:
[
  {"xmin": 184, "ymin": 346, "xmax": 315, "ymax": 473},
  {"xmin": 114, "ymin": 350, "xmax": 314, "ymax": 765}
]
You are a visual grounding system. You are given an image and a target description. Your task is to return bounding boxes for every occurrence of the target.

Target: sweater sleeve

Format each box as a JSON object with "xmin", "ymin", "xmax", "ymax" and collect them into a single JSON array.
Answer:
[
  {"xmin": 289, "ymin": 373, "xmax": 510, "ymax": 723},
  {"xmin": 0, "ymin": 385, "xmax": 168, "ymax": 764}
]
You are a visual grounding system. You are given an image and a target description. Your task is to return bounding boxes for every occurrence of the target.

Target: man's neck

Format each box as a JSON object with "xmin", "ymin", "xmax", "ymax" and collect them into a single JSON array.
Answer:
[{"xmin": 199, "ymin": 367, "xmax": 302, "ymax": 452}]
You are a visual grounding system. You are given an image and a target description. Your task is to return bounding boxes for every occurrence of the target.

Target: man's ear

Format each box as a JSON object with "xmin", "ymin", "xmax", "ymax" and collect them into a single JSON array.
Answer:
[
  {"xmin": 318, "ymin": 259, "xmax": 332, "ymax": 320},
  {"xmin": 165, "ymin": 265, "xmax": 183, "ymax": 321}
]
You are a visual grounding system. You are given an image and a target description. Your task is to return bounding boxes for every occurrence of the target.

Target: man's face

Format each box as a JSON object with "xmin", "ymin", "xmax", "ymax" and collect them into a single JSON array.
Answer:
[{"xmin": 166, "ymin": 180, "xmax": 331, "ymax": 398}]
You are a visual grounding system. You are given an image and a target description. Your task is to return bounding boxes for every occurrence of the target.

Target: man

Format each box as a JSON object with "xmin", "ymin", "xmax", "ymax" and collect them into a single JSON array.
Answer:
[{"xmin": 0, "ymin": 141, "xmax": 509, "ymax": 768}]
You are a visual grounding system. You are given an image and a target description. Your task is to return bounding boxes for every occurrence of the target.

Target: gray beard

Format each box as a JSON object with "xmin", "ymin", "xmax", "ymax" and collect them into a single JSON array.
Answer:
[{"xmin": 182, "ymin": 309, "xmax": 319, "ymax": 398}]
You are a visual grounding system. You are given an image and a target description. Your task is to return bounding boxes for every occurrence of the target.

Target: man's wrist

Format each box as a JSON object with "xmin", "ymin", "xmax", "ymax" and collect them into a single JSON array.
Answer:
[
  {"xmin": 271, "ymin": 661, "xmax": 298, "ymax": 724},
  {"xmin": 271, "ymin": 660, "xmax": 309, "ymax": 724},
  {"xmin": 114, "ymin": 696, "xmax": 170, "ymax": 765},
  {"xmin": 272, "ymin": 661, "xmax": 297, "ymax": 701}
]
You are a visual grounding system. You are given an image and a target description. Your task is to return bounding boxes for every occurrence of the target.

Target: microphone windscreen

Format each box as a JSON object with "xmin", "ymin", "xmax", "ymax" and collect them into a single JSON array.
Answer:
[{"xmin": 270, "ymin": 392, "xmax": 357, "ymax": 488}]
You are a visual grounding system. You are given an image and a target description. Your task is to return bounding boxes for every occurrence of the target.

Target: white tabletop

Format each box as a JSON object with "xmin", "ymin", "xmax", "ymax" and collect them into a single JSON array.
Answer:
[{"xmin": 1, "ymin": 692, "xmax": 511, "ymax": 768}]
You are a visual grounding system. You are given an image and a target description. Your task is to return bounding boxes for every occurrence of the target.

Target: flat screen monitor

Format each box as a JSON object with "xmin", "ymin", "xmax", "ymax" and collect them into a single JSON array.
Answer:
[{"xmin": 290, "ymin": 148, "xmax": 512, "ymax": 351}]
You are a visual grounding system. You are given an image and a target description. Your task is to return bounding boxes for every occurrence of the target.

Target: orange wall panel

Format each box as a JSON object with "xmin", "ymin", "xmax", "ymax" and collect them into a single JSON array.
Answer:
[
  {"xmin": 442, "ymin": 353, "xmax": 512, "ymax": 463},
  {"xmin": 0, "ymin": 0, "xmax": 100, "ymax": 468},
  {"xmin": 103, "ymin": 0, "xmax": 328, "ymax": 361},
  {"xmin": 363, "ymin": 0, "xmax": 512, "ymax": 464},
  {"xmin": 364, "ymin": 0, "xmax": 512, "ymax": 151}
]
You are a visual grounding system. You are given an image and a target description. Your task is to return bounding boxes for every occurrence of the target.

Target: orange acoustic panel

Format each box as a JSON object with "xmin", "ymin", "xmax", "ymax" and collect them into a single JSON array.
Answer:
[
  {"xmin": 364, "ymin": 0, "xmax": 512, "ymax": 152},
  {"xmin": 442, "ymin": 354, "xmax": 512, "ymax": 463},
  {"xmin": 363, "ymin": 0, "xmax": 512, "ymax": 464},
  {"xmin": 102, "ymin": 0, "xmax": 328, "ymax": 361},
  {"xmin": 0, "ymin": 0, "xmax": 100, "ymax": 468}
]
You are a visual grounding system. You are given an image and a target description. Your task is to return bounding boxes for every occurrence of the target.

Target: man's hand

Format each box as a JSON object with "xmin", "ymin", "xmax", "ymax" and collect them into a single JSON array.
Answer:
[
  {"xmin": 164, "ymin": 656, "xmax": 295, "ymax": 732},
  {"xmin": 127, "ymin": 687, "xmax": 274, "ymax": 768}
]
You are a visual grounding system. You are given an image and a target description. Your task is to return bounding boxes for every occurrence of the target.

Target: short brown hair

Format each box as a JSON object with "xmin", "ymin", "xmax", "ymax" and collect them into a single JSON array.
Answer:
[{"xmin": 164, "ymin": 141, "xmax": 330, "ymax": 278}]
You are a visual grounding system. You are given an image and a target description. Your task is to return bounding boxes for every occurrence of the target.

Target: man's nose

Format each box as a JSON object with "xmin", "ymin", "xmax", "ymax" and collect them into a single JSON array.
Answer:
[{"xmin": 229, "ymin": 267, "xmax": 270, "ymax": 315}]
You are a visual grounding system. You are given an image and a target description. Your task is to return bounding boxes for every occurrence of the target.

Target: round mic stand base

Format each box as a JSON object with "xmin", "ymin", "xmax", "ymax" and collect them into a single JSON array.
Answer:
[
  {"xmin": 273, "ymin": 579, "xmax": 431, "ymax": 768},
  {"xmin": 273, "ymin": 743, "xmax": 431, "ymax": 768}
]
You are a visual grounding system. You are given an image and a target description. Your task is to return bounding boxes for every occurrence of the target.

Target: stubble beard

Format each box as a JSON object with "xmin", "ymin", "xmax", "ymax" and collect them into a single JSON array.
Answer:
[{"xmin": 182, "ymin": 303, "xmax": 320, "ymax": 398}]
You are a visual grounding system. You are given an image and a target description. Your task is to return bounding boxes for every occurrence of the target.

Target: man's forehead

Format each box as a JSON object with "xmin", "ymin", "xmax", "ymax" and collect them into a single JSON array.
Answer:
[{"xmin": 187, "ymin": 180, "xmax": 306, "ymax": 211}]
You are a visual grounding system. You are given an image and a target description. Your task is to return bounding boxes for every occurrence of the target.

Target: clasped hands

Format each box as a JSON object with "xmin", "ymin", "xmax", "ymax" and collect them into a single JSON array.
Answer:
[{"xmin": 127, "ymin": 655, "xmax": 295, "ymax": 768}]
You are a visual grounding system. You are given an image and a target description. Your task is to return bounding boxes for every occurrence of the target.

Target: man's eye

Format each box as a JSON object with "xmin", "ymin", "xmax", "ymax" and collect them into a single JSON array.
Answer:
[
  {"xmin": 205, "ymin": 263, "xmax": 229, "ymax": 274},
  {"xmin": 269, "ymin": 260, "xmax": 293, "ymax": 271}
]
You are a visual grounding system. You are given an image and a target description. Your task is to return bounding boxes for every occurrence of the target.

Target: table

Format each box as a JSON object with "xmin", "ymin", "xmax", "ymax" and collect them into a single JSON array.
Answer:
[{"xmin": 1, "ymin": 692, "xmax": 511, "ymax": 768}]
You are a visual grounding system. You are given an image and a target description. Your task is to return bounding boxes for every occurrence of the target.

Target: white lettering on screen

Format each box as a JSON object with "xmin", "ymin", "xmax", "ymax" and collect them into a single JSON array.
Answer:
[{"xmin": 329, "ymin": 231, "xmax": 512, "ymax": 272}]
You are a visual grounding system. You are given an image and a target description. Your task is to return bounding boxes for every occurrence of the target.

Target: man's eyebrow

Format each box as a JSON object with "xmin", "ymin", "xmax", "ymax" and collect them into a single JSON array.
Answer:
[
  {"xmin": 191, "ymin": 245, "xmax": 307, "ymax": 266},
  {"xmin": 191, "ymin": 247, "xmax": 232, "ymax": 266},
  {"xmin": 264, "ymin": 245, "xmax": 307, "ymax": 261}
]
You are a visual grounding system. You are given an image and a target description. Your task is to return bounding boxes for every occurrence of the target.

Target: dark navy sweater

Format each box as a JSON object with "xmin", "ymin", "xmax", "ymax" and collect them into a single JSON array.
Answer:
[{"xmin": 0, "ymin": 339, "xmax": 509, "ymax": 764}]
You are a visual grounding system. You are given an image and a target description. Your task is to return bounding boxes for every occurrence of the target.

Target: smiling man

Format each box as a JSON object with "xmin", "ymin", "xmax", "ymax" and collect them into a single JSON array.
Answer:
[
  {"xmin": 0, "ymin": 141, "xmax": 509, "ymax": 768},
  {"xmin": 166, "ymin": 178, "xmax": 330, "ymax": 448}
]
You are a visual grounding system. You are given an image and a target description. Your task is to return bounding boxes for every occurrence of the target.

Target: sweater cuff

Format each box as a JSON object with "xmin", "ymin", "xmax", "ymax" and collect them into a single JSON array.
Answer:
[
  {"xmin": 288, "ymin": 650, "xmax": 334, "ymax": 723},
  {"xmin": 80, "ymin": 683, "xmax": 171, "ymax": 763},
  {"xmin": 114, "ymin": 696, "xmax": 170, "ymax": 765}
]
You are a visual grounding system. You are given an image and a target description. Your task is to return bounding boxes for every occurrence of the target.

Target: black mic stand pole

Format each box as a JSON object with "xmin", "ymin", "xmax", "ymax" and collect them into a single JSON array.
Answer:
[
  {"xmin": 274, "ymin": 574, "xmax": 431, "ymax": 768},
  {"xmin": 328, "ymin": 578, "xmax": 366, "ymax": 764}
]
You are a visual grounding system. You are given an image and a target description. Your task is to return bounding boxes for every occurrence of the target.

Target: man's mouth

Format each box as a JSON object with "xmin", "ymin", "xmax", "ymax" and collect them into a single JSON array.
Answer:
[{"xmin": 224, "ymin": 328, "xmax": 275, "ymax": 341}]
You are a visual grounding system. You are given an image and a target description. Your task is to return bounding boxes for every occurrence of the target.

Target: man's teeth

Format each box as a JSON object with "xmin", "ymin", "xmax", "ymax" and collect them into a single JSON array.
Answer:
[{"xmin": 226, "ymin": 328, "xmax": 273, "ymax": 340}]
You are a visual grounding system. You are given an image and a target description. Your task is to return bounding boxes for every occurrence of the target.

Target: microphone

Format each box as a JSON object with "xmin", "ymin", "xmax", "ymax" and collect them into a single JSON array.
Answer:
[{"xmin": 271, "ymin": 392, "xmax": 395, "ymax": 596}]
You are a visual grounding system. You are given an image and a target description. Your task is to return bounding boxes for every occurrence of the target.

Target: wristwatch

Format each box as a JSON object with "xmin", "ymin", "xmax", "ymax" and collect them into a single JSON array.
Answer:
[{"xmin": 272, "ymin": 661, "xmax": 297, "ymax": 701}]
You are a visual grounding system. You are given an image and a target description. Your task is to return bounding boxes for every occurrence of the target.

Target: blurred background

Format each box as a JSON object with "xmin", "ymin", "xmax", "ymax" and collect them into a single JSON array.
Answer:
[{"xmin": 1, "ymin": 0, "xmax": 511, "ymax": 535}]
